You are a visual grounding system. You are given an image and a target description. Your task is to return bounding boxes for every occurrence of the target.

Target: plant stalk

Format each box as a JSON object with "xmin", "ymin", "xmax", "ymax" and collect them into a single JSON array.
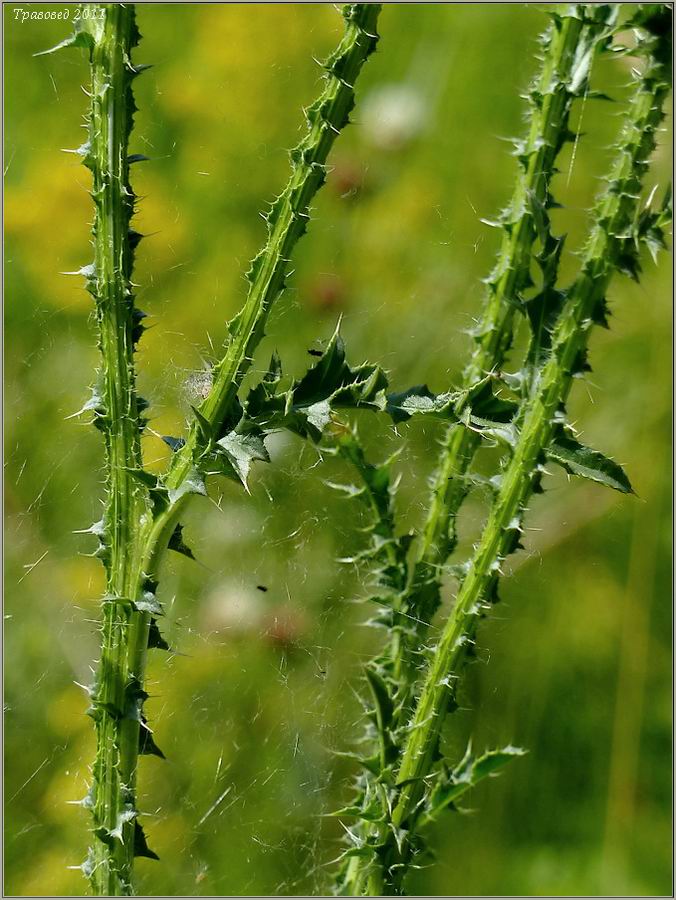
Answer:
[
  {"xmin": 56, "ymin": 3, "xmax": 382, "ymax": 894},
  {"xmin": 136, "ymin": 2, "xmax": 382, "ymax": 585},
  {"xmin": 395, "ymin": 3, "xmax": 617, "ymax": 679},
  {"xmin": 77, "ymin": 5, "xmax": 150, "ymax": 895},
  {"xmin": 339, "ymin": 8, "xmax": 617, "ymax": 893},
  {"xmin": 363, "ymin": 22, "xmax": 669, "ymax": 893}
]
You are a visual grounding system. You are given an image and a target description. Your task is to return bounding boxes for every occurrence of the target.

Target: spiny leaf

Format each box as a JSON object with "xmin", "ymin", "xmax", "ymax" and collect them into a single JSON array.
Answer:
[
  {"xmin": 386, "ymin": 385, "xmax": 458, "ymax": 423},
  {"xmin": 337, "ymin": 433, "xmax": 396, "ymax": 524},
  {"xmin": 135, "ymin": 580, "xmax": 163, "ymax": 617},
  {"xmin": 139, "ymin": 716, "xmax": 166, "ymax": 759},
  {"xmin": 167, "ymin": 523, "xmax": 195, "ymax": 560},
  {"xmin": 78, "ymin": 848, "xmax": 97, "ymax": 879},
  {"xmin": 214, "ymin": 431, "xmax": 270, "ymax": 489},
  {"xmin": 124, "ymin": 467, "xmax": 159, "ymax": 490},
  {"xmin": 111, "ymin": 810, "xmax": 138, "ymax": 845},
  {"xmin": 66, "ymin": 385, "xmax": 106, "ymax": 420},
  {"xmin": 133, "ymin": 821, "xmax": 159, "ymax": 861},
  {"xmin": 635, "ymin": 184, "xmax": 672, "ymax": 263},
  {"xmin": 423, "ymin": 745, "xmax": 525, "ymax": 824},
  {"xmin": 167, "ymin": 469, "xmax": 207, "ymax": 505},
  {"xmin": 464, "ymin": 375, "xmax": 518, "ymax": 422},
  {"xmin": 191, "ymin": 405, "xmax": 213, "ymax": 445},
  {"xmin": 147, "ymin": 618, "xmax": 170, "ymax": 651},
  {"xmin": 244, "ymin": 326, "xmax": 387, "ymax": 441},
  {"xmin": 331, "ymin": 797, "xmax": 384, "ymax": 823},
  {"xmin": 34, "ymin": 28, "xmax": 95, "ymax": 57},
  {"xmin": 364, "ymin": 666, "xmax": 394, "ymax": 732},
  {"xmin": 339, "ymin": 845, "xmax": 376, "ymax": 862},
  {"xmin": 546, "ymin": 430, "xmax": 633, "ymax": 494}
]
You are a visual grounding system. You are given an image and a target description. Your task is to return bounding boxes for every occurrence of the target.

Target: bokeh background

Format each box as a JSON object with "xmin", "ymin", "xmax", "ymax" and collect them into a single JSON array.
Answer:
[{"xmin": 5, "ymin": 3, "xmax": 672, "ymax": 896}]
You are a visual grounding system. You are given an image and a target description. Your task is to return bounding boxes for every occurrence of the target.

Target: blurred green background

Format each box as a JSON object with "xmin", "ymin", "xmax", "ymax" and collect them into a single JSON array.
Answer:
[{"xmin": 5, "ymin": 3, "xmax": 672, "ymax": 896}]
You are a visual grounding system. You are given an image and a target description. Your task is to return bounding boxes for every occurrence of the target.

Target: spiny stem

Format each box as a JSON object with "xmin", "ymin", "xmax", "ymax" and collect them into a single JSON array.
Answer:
[
  {"xmin": 137, "ymin": 2, "xmax": 382, "ymax": 586},
  {"xmin": 66, "ymin": 4, "xmax": 152, "ymax": 894},
  {"xmin": 387, "ymin": 23, "xmax": 670, "ymax": 894},
  {"xmin": 51, "ymin": 4, "xmax": 383, "ymax": 893},
  {"xmin": 337, "ymin": 6, "xmax": 671, "ymax": 894},
  {"xmin": 338, "ymin": 8, "xmax": 617, "ymax": 893},
  {"xmin": 398, "ymin": 3, "xmax": 617, "ymax": 676}
]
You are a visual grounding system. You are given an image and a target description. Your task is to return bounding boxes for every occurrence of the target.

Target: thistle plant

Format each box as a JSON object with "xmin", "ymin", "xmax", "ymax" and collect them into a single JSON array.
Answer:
[
  {"xmin": 41, "ymin": 3, "xmax": 384, "ymax": 894},
  {"xmin": 36, "ymin": 3, "xmax": 670, "ymax": 896},
  {"xmin": 331, "ymin": 5, "xmax": 671, "ymax": 895}
]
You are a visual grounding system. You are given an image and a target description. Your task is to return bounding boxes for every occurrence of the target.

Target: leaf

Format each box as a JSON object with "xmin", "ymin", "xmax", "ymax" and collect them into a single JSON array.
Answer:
[
  {"xmin": 191, "ymin": 405, "xmax": 213, "ymax": 445},
  {"xmin": 330, "ymin": 783, "xmax": 385, "ymax": 823},
  {"xmin": 167, "ymin": 524, "xmax": 195, "ymax": 560},
  {"xmin": 462, "ymin": 410, "xmax": 519, "ymax": 449},
  {"xmin": 337, "ymin": 433, "xmax": 409, "ymax": 595},
  {"xmin": 79, "ymin": 848, "xmax": 96, "ymax": 879},
  {"xmin": 147, "ymin": 618, "xmax": 170, "ymax": 651},
  {"xmin": 34, "ymin": 28, "xmax": 94, "ymax": 57},
  {"xmin": 244, "ymin": 325, "xmax": 387, "ymax": 441},
  {"xmin": 139, "ymin": 716, "xmax": 166, "ymax": 759},
  {"xmin": 123, "ymin": 468, "xmax": 169, "ymax": 517},
  {"xmin": 331, "ymin": 750, "xmax": 383, "ymax": 777},
  {"xmin": 424, "ymin": 745, "xmax": 525, "ymax": 823},
  {"xmin": 470, "ymin": 746, "xmax": 524, "ymax": 781},
  {"xmin": 109, "ymin": 805, "xmax": 138, "ymax": 843},
  {"xmin": 386, "ymin": 385, "xmax": 459, "ymax": 423},
  {"xmin": 125, "ymin": 468, "xmax": 159, "ymax": 490},
  {"xmin": 364, "ymin": 666, "xmax": 394, "ymax": 732},
  {"xmin": 123, "ymin": 678, "xmax": 148, "ymax": 723},
  {"xmin": 66, "ymin": 385, "xmax": 106, "ymax": 420},
  {"xmin": 337, "ymin": 434, "xmax": 394, "ymax": 521},
  {"xmin": 214, "ymin": 431, "xmax": 270, "ymax": 489},
  {"xmin": 134, "ymin": 584, "xmax": 163, "ymax": 616},
  {"xmin": 464, "ymin": 376, "xmax": 518, "ymax": 423},
  {"xmin": 133, "ymin": 821, "xmax": 159, "ymax": 860},
  {"xmin": 546, "ymin": 431, "xmax": 633, "ymax": 494},
  {"xmin": 340, "ymin": 845, "xmax": 376, "ymax": 861},
  {"xmin": 457, "ymin": 377, "xmax": 520, "ymax": 446},
  {"xmin": 524, "ymin": 236, "xmax": 567, "ymax": 370},
  {"xmin": 330, "ymin": 803, "xmax": 384, "ymax": 823},
  {"xmin": 168, "ymin": 469, "xmax": 207, "ymax": 505},
  {"xmin": 636, "ymin": 184, "xmax": 672, "ymax": 264},
  {"xmin": 292, "ymin": 326, "xmax": 386, "ymax": 412}
]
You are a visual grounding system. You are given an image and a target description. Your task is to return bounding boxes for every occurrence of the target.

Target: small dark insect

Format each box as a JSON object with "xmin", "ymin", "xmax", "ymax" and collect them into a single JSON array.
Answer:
[
  {"xmin": 256, "ymin": 585, "xmax": 269, "ymax": 592},
  {"xmin": 308, "ymin": 348, "xmax": 323, "ymax": 357}
]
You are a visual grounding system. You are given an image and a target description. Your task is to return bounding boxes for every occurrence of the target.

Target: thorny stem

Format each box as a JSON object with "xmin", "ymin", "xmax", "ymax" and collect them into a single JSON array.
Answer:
[
  {"xmin": 127, "ymin": 15, "xmax": 384, "ymax": 857},
  {"xmin": 394, "ymin": 3, "xmax": 617, "ymax": 687},
  {"xmin": 136, "ymin": 1, "xmax": 382, "ymax": 587},
  {"xmin": 50, "ymin": 3, "xmax": 382, "ymax": 894},
  {"xmin": 357, "ymin": 15, "xmax": 670, "ymax": 894},
  {"xmin": 340, "ymin": 8, "xmax": 617, "ymax": 894},
  {"xmin": 65, "ymin": 5, "xmax": 151, "ymax": 894}
]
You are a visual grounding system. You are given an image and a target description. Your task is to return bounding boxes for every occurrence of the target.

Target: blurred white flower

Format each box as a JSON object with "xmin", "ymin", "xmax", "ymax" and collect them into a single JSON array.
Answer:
[
  {"xmin": 360, "ymin": 84, "xmax": 428, "ymax": 150},
  {"xmin": 203, "ymin": 582, "xmax": 265, "ymax": 634}
]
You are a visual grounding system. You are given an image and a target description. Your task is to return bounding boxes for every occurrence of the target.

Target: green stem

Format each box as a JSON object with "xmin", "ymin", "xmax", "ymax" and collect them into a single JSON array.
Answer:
[
  {"xmin": 65, "ymin": 4, "xmax": 382, "ymax": 893},
  {"xmin": 401, "ymin": 2, "xmax": 616, "ymax": 667},
  {"xmin": 77, "ymin": 4, "xmax": 149, "ymax": 895},
  {"xmin": 136, "ymin": 3, "xmax": 382, "ymax": 590},
  {"xmin": 339, "ymin": 8, "xmax": 616, "ymax": 894},
  {"xmin": 385, "ymin": 27, "xmax": 669, "ymax": 895},
  {"xmin": 115, "ymin": 6, "xmax": 381, "ymax": 891}
]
